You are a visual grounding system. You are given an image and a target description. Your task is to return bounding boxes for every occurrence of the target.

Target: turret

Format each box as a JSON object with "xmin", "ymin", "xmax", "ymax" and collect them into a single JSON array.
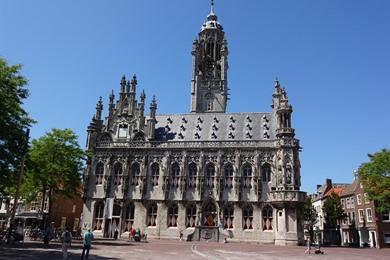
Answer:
[
  {"xmin": 95, "ymin": 96, "xmax": 103, "ymax": 121},
  {"xmin": 129, "ymin": 74, "xmax": 137, "ymax": 116},
  {"xmin": 272, "ymin": 78, "xmax": 294, "ymax": 138},
  {"xmin": 147, "ymin": 95, "xmax": 157, "ymax": 140},
  {"xmin": 137, "ymin": 90, "xmax": 146, "ymax": 130},
  {"xmin": 190, "ymin": 0, "xmax": 228, "ymax": 113}
]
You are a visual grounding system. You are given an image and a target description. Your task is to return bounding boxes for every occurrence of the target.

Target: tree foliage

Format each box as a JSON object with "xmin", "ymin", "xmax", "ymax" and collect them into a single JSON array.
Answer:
[
  {"xmin": 322, "ymin": 192, "xmax": 346, "ymax": 228},
  {"xmin": 303, "ymin": 197, "xmax": 317, "ymax": 226},
  {"xmin": 0, "ymin": 58, "xmax": 34, "ymax": 192},
  {"xmin": 358, "ymin": 149, "xmax": 390, "ymax": 213},
  {"xmin": 24, "ymin": 128, "xmax": 84, "ymax": 221}
]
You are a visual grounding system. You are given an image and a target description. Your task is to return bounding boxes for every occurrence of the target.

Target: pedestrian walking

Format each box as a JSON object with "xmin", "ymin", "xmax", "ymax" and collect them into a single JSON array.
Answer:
[
  {"xmin": 304, "ymin": 237, "xmax": 311, "ymax": 254},
  {"xmin": 81, "ymin": 229, "xmax": 94, "ymax": 260},
  {"xmin": 61, "ymin": 227, "xmax": 72, "ymax": 260}
]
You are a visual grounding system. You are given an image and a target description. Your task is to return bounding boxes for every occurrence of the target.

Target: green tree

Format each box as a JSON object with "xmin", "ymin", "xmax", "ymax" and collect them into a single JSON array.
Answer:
[
  {"xmin": 358, "ymin": 149, "xmax": 390, "ymax": 213},
  {"xmin": 322, "ymin": 192, "xmax": 346, "ymax": 229},
  {"xmin": 0, "ymin": 58, "xmax": 34, "ymax": 192},
  {"xmin": 303, "ymin": 197, "xmax": 317, "ymax": 239},
  {"xmin": 24, "ymin": 128, "xmax": 84, "ymax": 227}
]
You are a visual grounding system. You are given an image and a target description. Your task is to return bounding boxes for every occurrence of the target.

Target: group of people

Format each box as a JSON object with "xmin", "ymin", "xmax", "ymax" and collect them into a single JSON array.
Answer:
[
  {"xmin": 128, "ymin": 227, "xmax": 146, "ymax": 242},
  {"xmin": 60, "ymin": 227, "xmax": 94, "ymax": 260}
]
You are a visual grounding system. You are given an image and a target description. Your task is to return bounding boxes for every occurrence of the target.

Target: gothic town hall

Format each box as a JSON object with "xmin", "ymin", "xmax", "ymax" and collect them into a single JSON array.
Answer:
[{"xmin": 82, "ymin": 3, "xmax": 306, "ymax": 245}]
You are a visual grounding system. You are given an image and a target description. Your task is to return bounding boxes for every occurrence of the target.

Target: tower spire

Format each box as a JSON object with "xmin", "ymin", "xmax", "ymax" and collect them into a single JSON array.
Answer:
[{"xmin": 210, "ymin": 0, "xmax": 214, "ymax": 14}]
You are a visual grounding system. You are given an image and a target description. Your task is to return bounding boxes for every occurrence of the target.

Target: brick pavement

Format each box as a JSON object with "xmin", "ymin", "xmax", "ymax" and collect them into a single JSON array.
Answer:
[{"xmin": 0, "ymin": 239, "xmax": 389, "ymax": 259}]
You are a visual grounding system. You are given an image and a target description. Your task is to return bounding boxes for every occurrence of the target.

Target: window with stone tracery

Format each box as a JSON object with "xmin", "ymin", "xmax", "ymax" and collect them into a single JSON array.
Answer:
[
  {"xmin": 206, "ymin": 163, "xmax": 215, "ymax": 188},
  {"xmin": 171, "ymin": 163, "xmax": 180, "ymax": 188},
  {"xmin": 113, "ymin": 163, "xmax": 123, "ymax": 185},
  {"xmin": 131, "ymin": 163, "xmax": 140, "ymax": 186},
  {"xmin": 123, "ymin": 203, "xmax": 135, "ymax": 232},
  {"xmin": 188, "ymin": 163, "xmax": 197, "ymax": 188},
  {"xmin": 186, "ymin": 204, "xmax": 197, "ymax": 228},
  {"xmin": 147, "ymin": 203, "xmax": 158, "ymax": 227},
  {"xmin": 168, "ymin": 204, "xmax": 178, "ymax": 227},
  {"xmin": 262, "ymin": 163, "xmax": 271, "ymax": 183},
  {"xmin": 223, "ymin": 205, "xmax": 234, "ymax": 229},
  {"xmin": 262, "ymin": 206, "xmax": 273, "ymax": 231},
  {"xmin": 93, "ymin": 201, "xmax": 104, "ymax": 231},
  {"xmin": 242, "ymin": 164, "xmax": 252, "ymax": 188},
  {"xmin": 151, "ymin": 163, "xmax": 159, "ymax": 186},
  {"xmin": 242, "ymin": 205, "xmax": 253, "ymax": 230},
  {"xmin": 224, "ymin": 163, "xmax": 233, "ymax": 188},
  {"xmin": 95, "ymin": 162, "xmax": 104, "ymax": 185}
]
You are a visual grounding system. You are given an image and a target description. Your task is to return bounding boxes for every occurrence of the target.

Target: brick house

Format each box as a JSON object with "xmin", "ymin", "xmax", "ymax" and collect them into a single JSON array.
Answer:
[
  {"xmin": 339, "ymin": 179, "xmax": 359, "ymax": 246},
  {"xmin": 353, "ymin": 176, "xmax": 390, "ymax": 248}
]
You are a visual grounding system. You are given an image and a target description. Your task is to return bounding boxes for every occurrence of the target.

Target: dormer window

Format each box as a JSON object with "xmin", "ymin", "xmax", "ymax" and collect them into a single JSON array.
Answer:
[{"xmin": 118, "ymin": 124, "xmax": 128, "ymax": 138}]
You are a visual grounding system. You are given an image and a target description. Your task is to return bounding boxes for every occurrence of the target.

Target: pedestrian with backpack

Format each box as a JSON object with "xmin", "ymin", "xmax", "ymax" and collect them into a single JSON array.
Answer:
[{"xmin": 61, "ymin": 227, "xmax": 72, "ymax": 260}]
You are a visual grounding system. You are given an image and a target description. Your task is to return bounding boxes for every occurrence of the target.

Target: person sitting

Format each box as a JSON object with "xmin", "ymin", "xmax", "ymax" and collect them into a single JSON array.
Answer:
[
  {"xmin": 133, "ymin": 228, "xmax": 141, "ymax": 242},
  {"xmin": 129, "ymin": 227, "xmax": 135, "ymax": 241}
]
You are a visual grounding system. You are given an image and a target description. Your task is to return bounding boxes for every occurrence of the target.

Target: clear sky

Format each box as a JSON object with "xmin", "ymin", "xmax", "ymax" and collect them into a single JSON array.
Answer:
[{"xmin": 1, "ymin": 0, "xmax": 389, "ymax": 193}]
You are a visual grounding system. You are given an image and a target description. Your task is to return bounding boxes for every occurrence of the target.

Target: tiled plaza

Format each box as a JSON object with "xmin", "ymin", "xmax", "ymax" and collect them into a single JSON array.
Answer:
[{"xmin": 0, "ymin": 239, "xmax": 389, "ymax": 260}]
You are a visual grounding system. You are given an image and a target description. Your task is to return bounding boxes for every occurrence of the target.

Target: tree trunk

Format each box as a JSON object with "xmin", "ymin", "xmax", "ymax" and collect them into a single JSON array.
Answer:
[
  {"xmin": 40, "ymin": 187, "xmax": 46, "ymax": 230},
  {"xmin": 43, "ymin": 187, "xmax": 53, "ymax": 244}
]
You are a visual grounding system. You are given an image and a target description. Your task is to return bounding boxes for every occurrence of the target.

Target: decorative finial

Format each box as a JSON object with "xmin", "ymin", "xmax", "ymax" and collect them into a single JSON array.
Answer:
[
  {"xmin": 211, "ymin": 0, "xmax": 214, "ymax": 13},
  {"xmin": 109, "ymin": 90, "xmax": 115, "ymax": 103},
  {"xmin": 150, "ymin": 95, "xmax": 157, "ymax": 108},
  {"xmin": 274, "ymin": 77, "xmax": 280, "ymax": 88}
]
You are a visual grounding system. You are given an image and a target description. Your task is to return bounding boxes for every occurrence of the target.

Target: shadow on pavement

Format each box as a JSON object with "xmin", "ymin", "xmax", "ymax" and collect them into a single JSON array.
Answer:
[{"xmin": 0, "ymin": 242, "xmax": 120, "ymax": 260}]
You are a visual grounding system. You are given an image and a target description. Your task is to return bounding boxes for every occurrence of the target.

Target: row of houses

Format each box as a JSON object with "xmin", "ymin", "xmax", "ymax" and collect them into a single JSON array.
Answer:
[
  {"xmin": 0, "ymin": 193, "xmax": 83, "ymax": 234},
  {"xmin": 310, "ymin": 177, "xmax": 390, "ymax": 248}
]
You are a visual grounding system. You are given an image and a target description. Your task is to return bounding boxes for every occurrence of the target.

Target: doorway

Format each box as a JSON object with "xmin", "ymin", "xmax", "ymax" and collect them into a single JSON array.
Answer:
[{"xmin": 202, "ymin": 202, "xmax": 217, "ymax": 227}]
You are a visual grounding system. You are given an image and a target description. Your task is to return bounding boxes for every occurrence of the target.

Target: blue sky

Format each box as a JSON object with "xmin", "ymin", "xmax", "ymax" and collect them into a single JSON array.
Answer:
[{"xmin": 1, "ymin": 0, "xmax": 389, "ymax": 193}]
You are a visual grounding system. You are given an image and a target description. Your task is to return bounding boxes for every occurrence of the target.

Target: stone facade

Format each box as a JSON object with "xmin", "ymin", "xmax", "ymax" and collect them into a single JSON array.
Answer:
[{"xmin": 82, "ymin": 3, "xmax": 306, "ymax": 245}]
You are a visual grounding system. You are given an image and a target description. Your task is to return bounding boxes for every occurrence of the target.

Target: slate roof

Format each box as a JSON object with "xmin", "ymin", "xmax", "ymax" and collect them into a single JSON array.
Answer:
[
  {"xmin": 340, "ymin": 178, "xmax": 359, "ymax": 197},
  {"xmin": 154, "ymin": 112, "xmax": 275, "ymax": 142}
]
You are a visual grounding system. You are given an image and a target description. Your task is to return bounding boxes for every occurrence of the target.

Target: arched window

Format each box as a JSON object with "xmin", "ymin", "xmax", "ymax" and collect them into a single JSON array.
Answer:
[
  {"xmin": 131, "ymin": 163, "xmax": 140, "ymax": 186},
  {"xmin": 206, "ymin": 163, "xmax": 215, "ymax": 188},
  {"xmin": 186, "ymin": 204, "xmax": 197, "ymax": 228},
  {"xmin": 93, "ymin": 201, "xmax": 105, "ymax": 230},
  {"xmin": 147, "ymin": 203, "xmax": 158, "ymax": 227},
  {"xmin": 168, "ymin": 204, "xmax": 179, "ymax": 227},
  {"xmin": 171, "ymin": 163, "xmax": 180, "ymax": 188},
  {"xmin": 151, "ymin": 163, "xmax": 159, "ymax": 186},
  {"xmin": 224, "ymin": 163, "xmax": 233, "ymax": 188},
  {"xmin": 123, "ymin": 203, "xmax": 135, "ymax": 232},
  {"xmin": 113, "ymin": 163, "xmax": 123, "ymax": 185},
  {"xmin": 223, "ymin": 205, "xmax": 234, "ymax": 229},
  {"xmin": 262, "ymin": 163, "xmax": 271, "ymax": 183},
  {"xmin": 262, "ymin": 206, "xmax": 273, "ymax": 231},
  {"xmin": 242, "ymin": 205, "xmax": 253, "ymax": 230},
  {"xmin": 113, "ymin": 204, "xmax": 121, "ymax": 217},
  {"xmin": 95, "ymin": 162, "xmax": 104, "ymax": 185},
  {"xmin": 242, "ymin": 164, "xmax": 252, "ymax": 188},
  {"xmin": 188, "ymin": 163, "xmax": 197, "ymax": 188}
]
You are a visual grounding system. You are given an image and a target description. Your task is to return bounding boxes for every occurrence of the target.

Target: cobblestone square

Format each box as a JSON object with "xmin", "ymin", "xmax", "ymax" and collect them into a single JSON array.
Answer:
[{"xmin": 1, "ymin": 239, "xmax": 389, "ymax": 260}]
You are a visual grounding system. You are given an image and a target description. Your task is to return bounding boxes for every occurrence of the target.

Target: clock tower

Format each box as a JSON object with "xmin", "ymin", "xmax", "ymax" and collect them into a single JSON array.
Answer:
[{"xmin": 190, "ymin": 0, "xmax": 228, "ymax": 113}]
